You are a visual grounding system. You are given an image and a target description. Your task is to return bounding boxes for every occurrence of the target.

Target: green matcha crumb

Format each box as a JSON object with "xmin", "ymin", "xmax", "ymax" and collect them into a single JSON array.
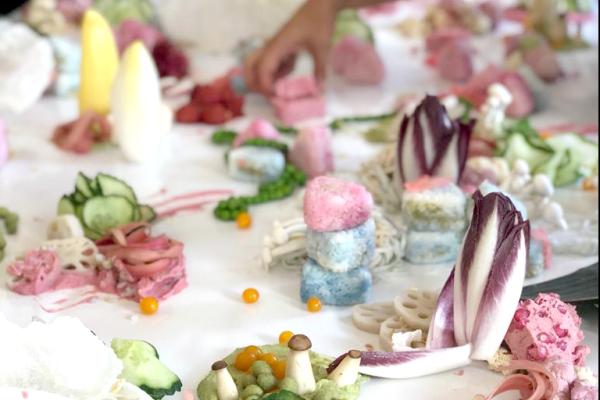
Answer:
[
  {"xmin": 278, "ymin": 377, "xmax": 298, "ymax": 393},
  {"xmin": 257, "ymin": 373, "xmax": 277, "ymax": 391},
  {"xmin": 252, "ymin": 360, "xmax": 272, "ymax": 376},
  {"xmin": 235, "ymin": 373, "xmax": 257, "ymax": 391},
  {"xmin": 241, "ymin": 384, "xmax": 263, "ymax": 399}
]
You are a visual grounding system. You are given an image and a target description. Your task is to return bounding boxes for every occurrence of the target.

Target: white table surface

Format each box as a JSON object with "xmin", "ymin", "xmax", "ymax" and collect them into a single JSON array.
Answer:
[{"xmin": 0, "ymin": 7, "xmax": 598, "ymax": 399}]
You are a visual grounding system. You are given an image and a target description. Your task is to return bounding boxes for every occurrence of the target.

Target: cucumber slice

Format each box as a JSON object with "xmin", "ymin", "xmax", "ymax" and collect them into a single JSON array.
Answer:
[
  {"xmin": 82, "ymin": 196, "xmax": 135, "ymax": 236},
  {"xmin": 76, "ymin": 172, "xmax": 94, "ymax": 198},
  {"xmin": 553, "ymin": 149, "xmax": 584, "ymax": 187},
  {"xmin": 333, "ymin": 11, "xmax": 374, "ymax": 44},
  {"xmin": 534, "ymin": 149, "xmax": 569, "ymax": 182},
  {"xmin": 96, "ymin": 173, "xmax": 138, "ymax": 204},
  {"xmin": 111, "ymin": 339, "xmax": 182, "ymax": 400},
  {"xmin": 89, "ymin": 178, "xmax": 101, "ymax": 195},
  {"xmin": 71, "ymin": 192, "xmax": 87, "ymax": 205},
  {"xmin": 500, "ymin": 131, "xmax": 554, "ymax": 170},
  {"xmin": 83, "ymin": 226, "xmax": 103, "ymax": 241},
  {"xmin": 139, "ymin": 205, "xmax": 157, "ymax": 222},
  {"xmin": 57, "ymin": 196, "xmax": 75, "ymax": 215}
]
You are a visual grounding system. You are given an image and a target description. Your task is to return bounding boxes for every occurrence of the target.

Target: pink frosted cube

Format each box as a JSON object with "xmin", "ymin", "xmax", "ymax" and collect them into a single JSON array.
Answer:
[
  {"xmin": 271, "ymin": 96, "xmax": 326, "ymax": 125},
  {"xmin": 331, "ymin": 37, "xmax": 385, "ymax": 85},
  {"xmin": 233, "ymin": 118, "xmax": 281, "ymax": 147},
  {"xmin": 304, "ymin": 176, "xmax": 373, "ymax": 232},
  {"xmin": 274, "ymin": 76, "xmax": 320, "ymax": 100},
  {"xmin": 505, "ymin": 293, "xmax": 590, "ymax": 366},
  {"xmin": 289, "ymin": 126, "xmax": 334, "ymax": 179}
]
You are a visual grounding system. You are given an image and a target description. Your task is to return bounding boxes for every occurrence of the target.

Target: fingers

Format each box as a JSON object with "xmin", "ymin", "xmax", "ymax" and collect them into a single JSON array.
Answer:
[
  {"xmin": 308, "ymin": 42, "xmax": 329, "ymax": 89},
  {"xmin": 243, "ymin": 49, "xmax": 261, "ymax": 93},
  {"xmin": 256, "ymin": 40, "xmax": 292, "ymax": 95}
]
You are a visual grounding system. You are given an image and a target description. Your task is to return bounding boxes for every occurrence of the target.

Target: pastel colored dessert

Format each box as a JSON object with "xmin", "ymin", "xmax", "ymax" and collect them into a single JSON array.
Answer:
[
  {"xmin": 305, "ymin": 218, "xmax": 375, "ymax": 273},
  {"xmin": 49, "ymin": 37, "xmax": 81, "ymax": 96},
  {"xmin": 527, "ymin": 238, "xmax": 545, "ymax": 278},
  {"xmin": 303, "ymin": 176, "xmax": 374, "ymax": 232},
  {"xmin": 228, "ymin": 146, "xmax": 286, "ymax": 184},
  {"xmin": 233, "ymin": 118, "xmax": 282, "ymax": 148},
  {"xmin": 301, "ymin": 258, "xmax": 371, "ymax": 306},
  {"xmin": 505, "ymin": 293, "xmax": 590, "ymax": 366},
  {"xmin": 544, "ymin": 356, "xmax": 577, "ymax": 397},
  {"xmin": 425, "ymin": 27, "xmax": 471, "ymax": 58},
  {"xmin": 271, "ymin": 76, "xmax": 326, "ymax": 124},
  {"xmin": 331, "ymin": 36, "xmax": 385, "ymax": 85},
  {"xmin": 404, "ymin": 230, "xmax": 462, "ymax": 264},
  {"xmin": 436, "ymin": 41, "xmax": 473, "ymax": 83},
  {"xmin": 0, "ymin": 119, "xmax": 7, "ymax": 167},
  {"xmin": 114, "ymin": 19, "xmax": 164, "ymax": 54},
  {"xmin": 289, "ymin": 126, "xmax": 334, "ymax": 179},
  {"xmin": 401, "ymin": 176, "xmax": 467, "ymax": 232},
  {"xmin": 478, "ymin": 180, "xmax": 528, "ymax": 220},
  {"xmin": 571, "ymin": 379, "xmax": 599, "ymax": 400},
  {"xmin": 197, "ymin": 341, "xmax": 366, "ymax": 400},
  {"xmin": 504, "ymin": 33, "xmax": 563, "ymax": 83}
]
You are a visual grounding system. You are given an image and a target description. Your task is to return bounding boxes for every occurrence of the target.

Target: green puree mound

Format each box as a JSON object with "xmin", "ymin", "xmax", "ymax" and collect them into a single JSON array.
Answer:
[{"xmin": 197, "ymin": 344, "xmax": 366, "ymax": 400}]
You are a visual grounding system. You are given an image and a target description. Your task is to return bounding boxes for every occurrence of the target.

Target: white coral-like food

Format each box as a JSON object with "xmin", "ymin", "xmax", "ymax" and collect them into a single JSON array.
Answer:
[
  {"xmin": 262, "ymin": 209, "xmax": 404, "ymax": 272},
  {"xmin": 474, "ymin": 83, "xmax": 513, "ymax": 140},
  {"xmin": 500, "ymin": 159, "xmax": 568, "ymax": 230},
  {"xmin": 40, "ymin": 237, "xmax": 108, "ymax": 272},
  {"xmin": 0, "ymin": 21, "xmax": 55, "ymax": 113}
]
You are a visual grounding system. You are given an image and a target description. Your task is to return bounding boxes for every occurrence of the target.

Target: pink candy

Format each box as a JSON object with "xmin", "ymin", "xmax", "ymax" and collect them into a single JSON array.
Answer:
[
  {"xmin": 114, "ymin": 19, "xmax": 165, "ymax": 54},
  {"xmin": 331, "ymin": 37, "xmax": 385, "ymax": 85},
  {"xmin": 505, "ymin": 293, "xmax": 590, "ymax": 366},
  {"xmin": 303, "ymin": 176, "xmax": 373, "ymax": 232},
  {"xmin": 0, "ymin": 119, "xmax": 8, "ymax": 167},
  {"xmin": 437, "ymin": 42, "xmax": 473, "ymax": 83},
  {"xmin": 289, "ymin": 126, "xmax": 334, "ymax": 179},
  {"xmin": 271, "ymin": 76, "xmax": 326, "ymax": 124},
  {"xmin": 233, "ymin": 118, "xmax": 281, "ymax": 147}
]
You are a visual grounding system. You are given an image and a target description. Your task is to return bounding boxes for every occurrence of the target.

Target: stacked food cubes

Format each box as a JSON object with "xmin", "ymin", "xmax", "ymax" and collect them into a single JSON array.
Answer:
[{"xmin": 301, "ymin": 176, "xmax": 374, "ymax": 305}]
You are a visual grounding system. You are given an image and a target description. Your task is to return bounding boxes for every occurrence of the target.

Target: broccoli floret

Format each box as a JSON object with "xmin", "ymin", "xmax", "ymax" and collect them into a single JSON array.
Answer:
[{"xmin": 257, "ymin": 373, "xmax": 277, "ymax": 391}]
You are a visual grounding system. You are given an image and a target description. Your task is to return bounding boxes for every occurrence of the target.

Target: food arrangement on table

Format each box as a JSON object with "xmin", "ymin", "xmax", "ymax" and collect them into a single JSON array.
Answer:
[{"xmin": 0, "ymin": 0, "xmax": 598, "ymax": 399}]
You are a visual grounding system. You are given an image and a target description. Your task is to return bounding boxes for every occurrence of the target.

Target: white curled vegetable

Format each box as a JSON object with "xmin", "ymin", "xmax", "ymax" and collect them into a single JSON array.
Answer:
[
  {"xmin": 47, "ymin": 214, "xmax": 85, "ymax": 240},
  {"xmin": 475, "ymin": 83, "xmax": 513, "ymax": 140}
]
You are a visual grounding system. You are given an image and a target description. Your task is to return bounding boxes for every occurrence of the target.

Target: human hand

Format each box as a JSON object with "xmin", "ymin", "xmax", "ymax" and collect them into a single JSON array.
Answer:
[{"xmin": 243, "ymin": 0, "xmax": 341, "ymax": 95}]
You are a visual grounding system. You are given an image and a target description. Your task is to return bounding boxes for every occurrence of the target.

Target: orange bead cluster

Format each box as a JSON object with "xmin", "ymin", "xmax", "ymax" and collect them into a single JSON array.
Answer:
[{"xmin": 234, "ymin": 344, "xmax": 286, "ymax": 379}]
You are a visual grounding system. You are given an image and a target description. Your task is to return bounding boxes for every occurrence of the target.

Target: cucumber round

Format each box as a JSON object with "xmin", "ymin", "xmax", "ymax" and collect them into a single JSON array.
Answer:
[
  {"xmin": 82, "ymin": 196, "xmax": 135, "ymax": 236},
  {"xmin": 96, "ymin": 173, "xmax": 138, "ymax": 204},
  {"xmin": 139, "ymin": 205, "xmax": 157, "ymax": 222},
  {"xmin": 75, "ymin": 172, "xmax": 94, "ymax": 198},
  {"xmin": 57, "ymin": 195, "xmax": 76, "ymax": 215}
]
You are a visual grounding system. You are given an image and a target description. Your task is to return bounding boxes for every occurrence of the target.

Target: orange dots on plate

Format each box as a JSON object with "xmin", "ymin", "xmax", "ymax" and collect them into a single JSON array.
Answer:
[
  {"xmin": 278, "ymin": 330, "xmax": 294, "ymax": 345},
  {"xmin": 139, "ymin": 296, "xmax": 159, "ymax": 315},
  {"xmin": 306, "ymin": 297, "xmax": 322, "ymax": 313},
  {"xmin": 242, "ymin": 288, "xmax": 260, "ymax": 304},
  {"xmin": 236, "ymin": 212, "xmax": 252, "ymax": 229}
]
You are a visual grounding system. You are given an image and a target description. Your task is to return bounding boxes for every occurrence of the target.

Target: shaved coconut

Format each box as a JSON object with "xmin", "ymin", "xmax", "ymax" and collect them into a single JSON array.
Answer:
[{"xmin": 0, "ymin": 315, "xmax": 123, "ymax": 400}]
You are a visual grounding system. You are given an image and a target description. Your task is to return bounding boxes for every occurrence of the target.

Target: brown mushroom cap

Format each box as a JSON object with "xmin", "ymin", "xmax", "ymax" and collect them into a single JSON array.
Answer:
[
  {"xmin": 211, "ymin": 360, "xmax": 228, "ymax": 371},
  {"xmin": 348, "ymin": 350, "xmax": 362, "ymax": 359},
  {"xmin": 288, "ymin": 334, "xmax": 312, "ymax": 351}
]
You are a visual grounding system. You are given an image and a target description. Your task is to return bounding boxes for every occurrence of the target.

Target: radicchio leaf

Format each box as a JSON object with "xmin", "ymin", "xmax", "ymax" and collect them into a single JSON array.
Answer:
[
  {"xmin": 396, "ymin": 95, "xmax": 472, "ymax": 188},
  {"xmin": 426, "ymin": 268, "xmax": 456, "ymax": 350}
]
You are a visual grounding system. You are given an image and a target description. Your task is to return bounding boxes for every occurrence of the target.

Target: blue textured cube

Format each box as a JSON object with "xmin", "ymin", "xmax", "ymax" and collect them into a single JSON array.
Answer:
[
  {"xmin": 526, "ymin": 238, "xmax": 544, "ymax": 278},
  {"xmin": 300, "ymin": 258, "xmax": 371, "ymax": 306},
  {"xmin": 305, "ymin": 218, "xmax": 375, "ymax": 272},
  {"xmin": 405, "ymin": 230, "xmax": 462, "ymax": 264},
  {"xmin": 227, "ymin": 146, "xmax": 285, "ymax": 184}
]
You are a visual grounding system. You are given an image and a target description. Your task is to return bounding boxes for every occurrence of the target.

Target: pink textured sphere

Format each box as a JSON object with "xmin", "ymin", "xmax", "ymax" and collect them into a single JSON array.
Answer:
[
  {"xmin": 505, "ymin": 293, "xmax": 590, "ymax": 366},
  {"xmin": 303, "ymin": 176, "xmax": 373, "ymax": 232}
]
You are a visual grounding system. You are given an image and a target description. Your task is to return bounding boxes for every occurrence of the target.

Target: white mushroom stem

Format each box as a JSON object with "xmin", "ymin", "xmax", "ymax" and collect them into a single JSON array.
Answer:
[
  {"xmin": 328, "ymin": 350, "xmax": 362, "ymax": 387},
  {"xmin": 262, "ymin": 238, "xmax": 306, "ymax": 270},
  {"xmin": 212, "ymin": 361, "xmax": 238, "ymax": 400},
  {"xmin": 286, "ymin": 335, "xmax": 316, "ymax": 395},
  {"xmin": 273, "ymin": 221, "xmax": 307, "ymax": 245}
]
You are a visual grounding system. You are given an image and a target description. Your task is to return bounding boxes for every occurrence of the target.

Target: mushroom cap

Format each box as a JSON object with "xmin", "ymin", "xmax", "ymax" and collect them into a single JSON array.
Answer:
[
  {"xmin": 211, "ymin": 360, "xmax": 228, "ymax": 371},
  {"xmin": 348, "ymin": 350, "xmax": 362, "ymax": 359},
  {"xmin": 288, "ymin": 334, "xmax": 312, "ymax": 351}
]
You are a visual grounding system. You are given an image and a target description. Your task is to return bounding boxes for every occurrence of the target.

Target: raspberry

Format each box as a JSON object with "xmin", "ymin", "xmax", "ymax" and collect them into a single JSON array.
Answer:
[
  {"xmin": 152, "ymin": 40, "xmax": 189, "ymax": 79},
  {"xmin": 199, "ymin": 104, "xmax": 234, "ymax": 125},
  {"xmin": 191, "ymin": 85, "xmax": 222, "ymax": 105},
  {"xmin": 175, "ymin": 104, "xmax": 201, "ymax": 123}
]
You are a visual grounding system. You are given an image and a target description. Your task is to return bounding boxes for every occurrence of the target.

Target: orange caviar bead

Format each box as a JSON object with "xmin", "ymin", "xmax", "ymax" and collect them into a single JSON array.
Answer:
[
  {"xmin": 235, "ymin": 351, "xmax": 258, "ymax": 372},
  {"xmin": 139, "ymin": 296, "xmax": 159, "ymax": 315},
  {"xmin": 244, "ymin": 345, "xmax": 263, "ymax": 357},
  {"xmin": 259, "ymin": 352, "xmax": 278, "ymax": 366},
  {"xmin": 539, "ymin": 131, "xmax": 553, "ymax": 139},
  {"xmin": 272, "ymin": 359, "xmax": 287, "ymax": 380},
  {"xmin": 307, "ymin": 297, "xmax": 322, "ymax": 313},
  {"xmin": 278, "ymin": 330, "xmax": 294, "ymax": 345},
  {"xmin": 583, "ymin": 178, "xmax": 596, "ymax": 191},
  {"xmin": 236, "ymin": 212, "xmax": 252, "ymax": 229},
  {"xmin": 242, "ymin": 288, "xmax": 260, "ymax": 304}
]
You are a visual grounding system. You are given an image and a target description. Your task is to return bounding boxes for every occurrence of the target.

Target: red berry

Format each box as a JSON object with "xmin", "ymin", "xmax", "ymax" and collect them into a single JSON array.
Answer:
[
  {"xmin": 152, "ymin": 40, "xmax": 189, "ymax": 79},
  {"xmin": 175, "ymin": 104, "xmax": 202, "ymax": 123},
  {"xmin": 199, "ymin": 104, "xmax": 233, "ymax": 125},
  {"xmin": 225, "ymin": 96, "xmax": 245, "ymax": 117},
  {"xmin": 191, "ymin": 85, "xmax": 222, "ymax": 105}
]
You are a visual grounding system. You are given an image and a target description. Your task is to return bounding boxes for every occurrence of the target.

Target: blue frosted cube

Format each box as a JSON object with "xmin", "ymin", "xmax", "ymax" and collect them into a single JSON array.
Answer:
[
  {"xmin": 526, "ymin": 238, "xmax": 544, "ymax": 278},
  {"xmin": 405, "ymin": 230, "xmax": 462, "ymax": 264},
  {"xmin": 227, "ymin": 146, "xmax": 285, "ymax": 184},
  {"xmin": 300, "ymin": 258, "xmax": 371, "ymax": 306},
  {"xmin": 305, "ymin": 218, "xmax": 375, "ymax": 272}
]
